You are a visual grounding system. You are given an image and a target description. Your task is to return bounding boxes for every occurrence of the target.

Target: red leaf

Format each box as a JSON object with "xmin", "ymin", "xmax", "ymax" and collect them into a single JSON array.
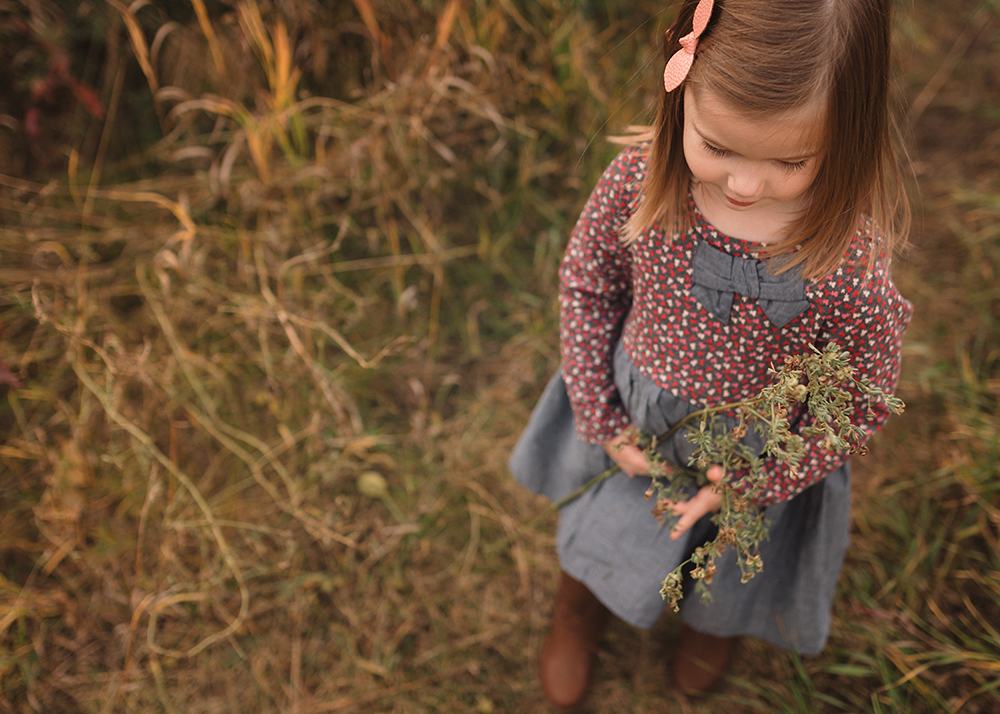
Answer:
[
  {"xmin": 0, "ymin": 363, "xmax": 22, "ymax": 389},
  {"xmin": 67, "ymin": 80, "xmax": 106, "ymax": 119},
  {"xmin": 25, "ymin": 107, "xmax": 41, "ymax": 141}
]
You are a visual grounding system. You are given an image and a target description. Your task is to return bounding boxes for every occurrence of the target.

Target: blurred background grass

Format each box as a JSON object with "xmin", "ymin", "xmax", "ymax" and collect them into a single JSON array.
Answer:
[{"xmin": 0, "ymin": 0, "xmax": 997, "ymax": 712}]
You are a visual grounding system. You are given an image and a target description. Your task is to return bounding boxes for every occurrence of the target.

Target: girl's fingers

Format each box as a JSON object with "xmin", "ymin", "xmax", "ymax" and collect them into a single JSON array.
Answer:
[
  {"xmin": 667, "ymin": 474, "xmax": 724, "ymax": 540},
  {"xmin": 602, "ymin": 438, "xmax": 650, "ymax": 476},
  {"xmin": 670, "ymin": 511, "xmax": 699, "ymax": 539},
  {"xmin": 670, "ymin": 494, "xmax": 712, "ymax": 540},
  {"xmin": 669, "ymin": 494, "xmax": 707, "ymax": 539},
  {"xmin": 618, "ymin": 444, "xmax": 650, "ymax": 476},
  {"xmin": 705, "ymin": 465, "xmax": 725, "ymax": 483}
]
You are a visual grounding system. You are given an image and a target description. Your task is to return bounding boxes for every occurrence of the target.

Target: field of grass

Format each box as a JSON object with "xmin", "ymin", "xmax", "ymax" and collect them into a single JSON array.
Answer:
[{"xmin": 0, "ymin": 0, "xmax": 998, "ymax": 712}]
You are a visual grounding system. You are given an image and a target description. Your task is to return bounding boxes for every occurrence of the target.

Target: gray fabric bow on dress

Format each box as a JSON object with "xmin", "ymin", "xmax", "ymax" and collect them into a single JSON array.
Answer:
[{"xmin": 690, "ymin": 241, "xmax": 810, "ymax": 328}]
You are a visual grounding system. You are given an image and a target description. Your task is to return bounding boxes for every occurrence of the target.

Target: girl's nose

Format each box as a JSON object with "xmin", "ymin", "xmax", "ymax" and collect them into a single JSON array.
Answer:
[{"xmin": 727, "ymin": 162, "xmax": 764, "ymax": 199}]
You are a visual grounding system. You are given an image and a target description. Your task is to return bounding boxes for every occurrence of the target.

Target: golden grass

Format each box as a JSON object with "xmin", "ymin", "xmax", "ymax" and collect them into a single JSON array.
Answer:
[{"xmin": 0, "ymin": 0, "xmax": 998, "ymax": 711}]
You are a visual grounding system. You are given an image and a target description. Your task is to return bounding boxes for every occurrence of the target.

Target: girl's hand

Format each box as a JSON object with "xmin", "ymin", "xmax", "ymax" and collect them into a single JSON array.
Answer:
[
  {"xmin": 602, "ymin": 432, "xmax": 650, "ymax": 477},
  {"xmin": 665, "ymin": 465, "xmax": 725, "ymax": 540}
]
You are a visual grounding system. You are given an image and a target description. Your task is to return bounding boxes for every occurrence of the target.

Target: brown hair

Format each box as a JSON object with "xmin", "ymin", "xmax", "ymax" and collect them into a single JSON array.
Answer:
[{"xmin": 622, "ymin": 0, "xmax": 910, "ymax": 279}]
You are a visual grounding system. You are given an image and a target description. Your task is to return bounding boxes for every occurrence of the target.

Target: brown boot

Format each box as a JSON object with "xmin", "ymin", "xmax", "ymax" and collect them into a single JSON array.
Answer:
[
  {"xmin": 539, "ymin": 571, "xmax": 612, "ymax": 711},
  {"xmin": 671, "ymin": 624, "xmax": 734, "ymax": 695}
]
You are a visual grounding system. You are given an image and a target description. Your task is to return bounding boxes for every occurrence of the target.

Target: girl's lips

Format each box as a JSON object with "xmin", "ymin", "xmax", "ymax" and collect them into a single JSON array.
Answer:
[{"xmin": 726, "ymin": 195, "xmax": 758, "ymax": 207}]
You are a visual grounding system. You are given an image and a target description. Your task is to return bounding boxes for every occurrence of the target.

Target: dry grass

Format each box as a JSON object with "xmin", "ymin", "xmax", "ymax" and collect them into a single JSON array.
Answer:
[{"xmin": 0, "ymin": 0, "xmax": 998, "ymax": 712}]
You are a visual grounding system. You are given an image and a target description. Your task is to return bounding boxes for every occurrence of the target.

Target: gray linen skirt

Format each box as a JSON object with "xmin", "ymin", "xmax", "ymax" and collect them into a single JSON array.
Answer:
[{"xmin": 509, "ymin": 342, "xmax": 850, "ymax": 655}]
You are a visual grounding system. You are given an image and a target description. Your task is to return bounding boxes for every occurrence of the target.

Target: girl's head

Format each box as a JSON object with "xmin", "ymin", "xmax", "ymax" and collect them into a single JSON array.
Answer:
[{"xmin": 626, "ymin": 0, "xmax": 909, "ymax": 278}]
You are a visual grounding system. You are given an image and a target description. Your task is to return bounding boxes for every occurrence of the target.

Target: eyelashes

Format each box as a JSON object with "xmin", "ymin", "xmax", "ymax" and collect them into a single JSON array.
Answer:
[
  {"xmin": 701, "ymin": 141, "xmax": 729, "ymax": 158},
  {"xmin": 701, "ymin": 142, "xmax": 729, "ymax": 158},
  {"xmin": 700, "ymin": 142, "xmax": 810, "ymax": 172},
  {"xmin": 779, "ymin": 159, "xmax": 810, "ymax": 173}
]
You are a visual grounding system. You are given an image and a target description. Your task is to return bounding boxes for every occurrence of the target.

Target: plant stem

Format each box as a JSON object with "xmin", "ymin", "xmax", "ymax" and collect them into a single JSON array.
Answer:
[
  {"xmin": 483, "ymin": 465, "xmax": 620, "ymax": 556},
  {"xmin": 658, "ymin": 399, "xmax": 745, "ymax": 442},
  {"xmin": 488, "ymin": 403, "xmax": 735, "ymax": 556}
]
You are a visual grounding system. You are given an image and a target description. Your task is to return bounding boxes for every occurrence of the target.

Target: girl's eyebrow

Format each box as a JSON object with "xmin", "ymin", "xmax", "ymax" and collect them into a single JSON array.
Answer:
[{"xmin": 692, "ymin": 120, "xmax": 818, "ymax": 162}]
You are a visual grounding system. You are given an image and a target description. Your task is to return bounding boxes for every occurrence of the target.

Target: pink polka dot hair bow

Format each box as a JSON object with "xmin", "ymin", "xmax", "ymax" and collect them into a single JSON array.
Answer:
[{"xmin": 663, "ymin": 0, "xmax": 715, "ymax": 92}]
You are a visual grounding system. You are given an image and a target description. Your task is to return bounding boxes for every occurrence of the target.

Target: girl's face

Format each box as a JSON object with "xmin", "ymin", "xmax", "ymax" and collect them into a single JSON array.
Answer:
[{"xmin": 682, "ymin": 86, "xmax": 825, "ymax": 241}]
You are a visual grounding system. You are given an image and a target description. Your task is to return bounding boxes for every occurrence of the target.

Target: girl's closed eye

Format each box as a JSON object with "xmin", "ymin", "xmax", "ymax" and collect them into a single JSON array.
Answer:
[
  {"xmin": 702, "ymin": 140, "xmax": 810, "ymax": 173},
  {"xmin": 779, "ymin": 159, "xmax": 810, "ymax": 173},
  {"xmin": 702, "ymin": 141, "xmax": 729, "ymax": 157}
]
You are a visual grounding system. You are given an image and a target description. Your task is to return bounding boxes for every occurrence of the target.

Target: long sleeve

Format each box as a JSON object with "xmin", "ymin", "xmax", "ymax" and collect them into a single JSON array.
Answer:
[
  {"xmin": 728, "ymin": 256, "xmax": 912, "ymax": 506},
  {"xmin": 558, "ymin": 150, "xmax": 641, "ymax": 444}
]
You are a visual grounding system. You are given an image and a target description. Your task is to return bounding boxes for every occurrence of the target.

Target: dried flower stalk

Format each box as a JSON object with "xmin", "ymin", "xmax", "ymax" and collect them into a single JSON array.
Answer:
[{"xmin": 643, "ymin": 342, "xmax": 905, "ymax": 610}]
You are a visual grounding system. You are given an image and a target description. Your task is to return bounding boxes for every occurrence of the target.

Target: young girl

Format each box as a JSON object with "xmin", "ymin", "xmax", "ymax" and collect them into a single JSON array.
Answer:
[{"xmin": 509, "ymin": 0, "xmax": 913, "ymax": 709}]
